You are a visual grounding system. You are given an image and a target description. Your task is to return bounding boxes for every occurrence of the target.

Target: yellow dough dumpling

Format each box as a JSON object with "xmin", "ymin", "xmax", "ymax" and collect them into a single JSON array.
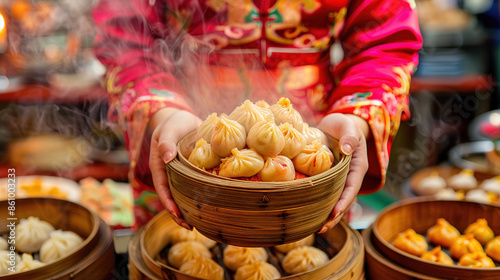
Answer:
[
  {"xmin": 281, "ymin": 246, "xmax": 329, "ymax": 274},
  {"xmin": 426, "ymin": 218, "xmax": 460, "ymax": 247},
  {"xmin": 449, "ymin": 234, "xmax": 483, "ymax": 260},
  {"xmin": 392, "ymin": 229, "xmax": 428, "ymax": 257},
  {"xmin": 485, "ymin": 236, "xmax": 500, "ymax": 262},
  {"xmin": 179, "ymin": 256, "xmax": 224, "ymax": 280},
  {"xmin": 170, "ymin": 227, "xmax": 217, "ymax": 249},
  {"xmin": 421, "ymin": 246, "xmax": 454, "ymax": 265},
  {"xmin": 448, "ymin": 169, "xmax": 478, "ymax": 191},
  {"xmin": 274, "ymin": 234, "xmax": 315, "ymax": 253},
  {"xmin": 234, "ymin": 261, "xmax": 281, "ymax": 280},
  {"xmin": 223, "ymin": 245, "xmax": 268, "ymax": 272},
  {"xmin": 167, "ymin": 241, "xmax": 212, "ymax": 269},
  {"xmin": 458, "ymin": 252, "xmax": 495, "ymax": 268},
  {"xmin": 464, "ymin": 219, "xmax": 495, "ymax": 246}
]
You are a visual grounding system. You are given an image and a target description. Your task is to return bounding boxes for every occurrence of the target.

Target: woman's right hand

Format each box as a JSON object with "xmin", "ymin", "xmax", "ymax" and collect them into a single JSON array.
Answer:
[{"xmin": 149, "ymin": 108, "xmax": 202, "ymax": 229}]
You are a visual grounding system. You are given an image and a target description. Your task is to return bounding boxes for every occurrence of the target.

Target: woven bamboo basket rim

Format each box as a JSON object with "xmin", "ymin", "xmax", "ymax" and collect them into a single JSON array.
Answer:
[
  {"xmin": 139, "ymin": 210, "xmax": 356, "ymax": 280},
  {"xmin": 363, "ymin": 225, "xmax": 441, "ymax": 280},
  {"xmin": 0, "ymin": 197, "xmax": 100, "ymax": 279},
  {"xmin": 170, "ymin": 130, "xmax": 351, "ymax": 190},
  {"xmin": 372, "ymin": 197, "xmax": 500, "ymax": 279}
]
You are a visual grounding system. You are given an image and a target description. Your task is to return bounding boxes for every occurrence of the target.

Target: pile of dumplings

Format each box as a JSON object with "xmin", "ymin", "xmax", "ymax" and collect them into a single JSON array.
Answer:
[
  {"xmin": 0, "ymin": 216, "xmax": 83, "ymax": 275},
  {"xmin": 188, "ymin": 98, "xmax": 334, "ymax": 181},
  {"xmin": 392, "ymin": 218, "xmax": 500, "ymax": 268},
  {"xmin": 414, "ymin": 169, "xmax": 500, "ymax": 205},
  {"xmin": 164, "ymin": 226, "xmax": 330, "ymax": 280}
]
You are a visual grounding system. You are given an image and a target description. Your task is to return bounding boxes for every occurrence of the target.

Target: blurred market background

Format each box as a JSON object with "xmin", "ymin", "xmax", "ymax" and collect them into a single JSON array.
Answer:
[{"xmin": 0, "ymin": 0, "xmax": 499, "ymax": 242}]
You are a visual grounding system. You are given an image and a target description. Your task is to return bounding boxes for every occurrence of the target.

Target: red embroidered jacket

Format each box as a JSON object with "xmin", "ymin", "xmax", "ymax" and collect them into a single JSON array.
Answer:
[{"xmin": 93, "ymin": 0, "xmax": 422, "ymax": 226}]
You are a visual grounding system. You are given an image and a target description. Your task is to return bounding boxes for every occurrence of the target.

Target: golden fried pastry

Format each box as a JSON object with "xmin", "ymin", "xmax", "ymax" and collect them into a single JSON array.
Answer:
[
  {"xmin": 426, "ymin": 218, "xmax": 460, "ymax": 248},
  {"xmin": 392, "ymin": 229, "xmax": 428, "ymax": 257},
  {"xmin": 458, "ymin": 252, "xmax": 495, "ymax": 268},
  {"xmin": 421, "ymin": 246, "xmax": 454, "ymax": 265},
  {"xmin": 449, "ymin": 234, "xmax": 483, "ymax": 260},
  {"xmin": 464, "ymin": 219, "xmax": 495, "ymax": 246},
  {"xmin": 485, "ymin": 236, "xmax": 500, "ymax": 262}
]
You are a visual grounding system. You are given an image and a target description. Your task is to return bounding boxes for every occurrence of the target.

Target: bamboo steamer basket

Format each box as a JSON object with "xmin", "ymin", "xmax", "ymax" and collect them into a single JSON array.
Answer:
[
  {"xmin": 130, "ymin": 210, "xmax": 364, "ymax": 280},
  {"xmin": 372, "ymin": 197, "xmax": 500, "ymax": 280},
  {"xmin": 363, "ymin": 226, "xmax": 440, "ymax": 280},
  {"xmin": 166, "ymin": 131, "xmax": 351, "ymax": 247},
  {"xmin": 0, "ymin": 197, "xmax": 115, "ymax": 279}
]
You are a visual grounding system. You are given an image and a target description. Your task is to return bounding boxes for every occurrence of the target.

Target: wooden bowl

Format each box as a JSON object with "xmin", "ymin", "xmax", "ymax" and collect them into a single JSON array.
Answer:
[
  {"xmin": 166, "ymin": 131, "xmax": 351, "ymax": 247},
  {"xmin": 134, "ymin": 210, "xmax": 364, "ymax": 280},
  {"xmin": 0, "ymin": 197, "xmax": 114, "ymax": 279},
  {"xmin": 363, "ymin": 226, "xmax": 440, "ymax": 280},
  {"xmin": 372, "ymin": 197, "xmax": 500, "ymax": 280}
]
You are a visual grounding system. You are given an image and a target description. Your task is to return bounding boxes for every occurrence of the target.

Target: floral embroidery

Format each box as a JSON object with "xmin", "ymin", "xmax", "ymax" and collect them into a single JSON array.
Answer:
[
  {"xmin": 149, "ymin": 88, "xmax": 174, "ymax": 98},
  {"xmin": 382, "ymin": 63, "xmax": 414, "ymax": 134}
]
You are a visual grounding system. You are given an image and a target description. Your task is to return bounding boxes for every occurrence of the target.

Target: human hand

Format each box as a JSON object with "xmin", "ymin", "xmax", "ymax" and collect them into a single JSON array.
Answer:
[
  {"xmin": 317, "ymin": 113, "xmax": 369, "ymax": 233},
  {"xmin": 149, "ymin": 108, "xmax": 202, "ymax": 229}
]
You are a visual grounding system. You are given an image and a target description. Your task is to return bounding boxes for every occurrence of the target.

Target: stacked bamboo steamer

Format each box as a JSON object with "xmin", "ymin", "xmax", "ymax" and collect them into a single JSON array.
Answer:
[
  {"xmin": 364, "ymin": 197, "xmax": 500, "ymax": 280},
  {"xmin": 167, "ymin": 131, "xmax": 351, "ymax": 247},
  {"xmin": 0, "ymin": 197, "xmax": 114, "ymax": 279},
  {"xmin": 129, "ymin": 210, "xmax": 365, "ymax": 280}
]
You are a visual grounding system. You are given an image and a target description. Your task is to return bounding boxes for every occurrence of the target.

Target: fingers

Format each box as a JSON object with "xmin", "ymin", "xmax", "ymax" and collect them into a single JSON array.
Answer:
[
  {"xmin": 317, "ymin": 113, "xmax": 369, "ymax": 233},
  {"xmin": 150, "ymin": 110, "xmax": 201, "ymax": 230},
  {"xmin": 157, "ymin": 110, "xmax": 202, "ymax": 163}
]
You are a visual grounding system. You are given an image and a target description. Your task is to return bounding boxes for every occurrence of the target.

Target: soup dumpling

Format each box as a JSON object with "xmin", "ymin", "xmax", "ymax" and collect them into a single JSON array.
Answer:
[
  {"xmin": 234, "ymin": 261, "xmax": 281, "ymax": 280},
  {"xmin": 258, "ymin": 155, "xmax": 295, "ymax": 182},
  {"xmin": 281, "ymin": 246, "xmax": 329, "ymax": 274},
  {"xmin": 458, "ymin": 252, "xmax": 495, "ymax": 268},
  {"xmin": 168, "ymin": 241, "xmax": 212, "ymax": 269},
  {"xmin": 223, "ymin": 245, "xmax": 268, "ymax": 272},
  {"xmin": 421, "ymin": 246, "xmax": 453, "ymax": 265},
  {"xmin": 426, "ymin": 218, "xmax": 460, "ymax": 247},
  {"xmin": 179, "ymin": 256, "xmax": 224, "ymax": 280},
  {"xmin": 392, "ymin": 229, "xmax": 428, "ymax": 257},
  {"xmin": 464, "ymin": 218, "xmax": 495, "ymax": 246},
  {"xmin": 485, "ymin": 236, "xmax": 500, "ymax": 262},
  {"xmin": 449, "ymin": 234, "xmax": 483, "ymax": 260}
]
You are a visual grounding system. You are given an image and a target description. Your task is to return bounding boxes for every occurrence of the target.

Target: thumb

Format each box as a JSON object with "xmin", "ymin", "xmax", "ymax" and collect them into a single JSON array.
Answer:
[
  {"xmin": 318, "ymin": 113, "xmax": 361, "ymax": 155},
  {"xmin": 156, "ymin": 110, "xmax": 202, "ymax": 163}
]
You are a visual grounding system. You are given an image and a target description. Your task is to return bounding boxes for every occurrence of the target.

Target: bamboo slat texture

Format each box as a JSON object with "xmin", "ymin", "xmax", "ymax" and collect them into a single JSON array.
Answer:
[{"xmin": 166, "ymin": 131, "xmax": 351, "ymax": 247}]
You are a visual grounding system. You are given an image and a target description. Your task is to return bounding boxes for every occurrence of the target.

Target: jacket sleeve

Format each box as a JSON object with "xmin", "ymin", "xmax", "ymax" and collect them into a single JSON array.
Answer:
[
  {"xmin": 328, "ymin": 0, "xmax": 422, "ymax": 194},
  {"xmin": 93, "ymin": 0, "xmax": 192, "ymax": 180}
]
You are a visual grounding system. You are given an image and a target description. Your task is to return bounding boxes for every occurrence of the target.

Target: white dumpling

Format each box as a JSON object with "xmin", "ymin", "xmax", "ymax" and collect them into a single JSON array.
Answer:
[
  {"xmin": 274, "ymin": 234, "xmax": 315, "ymax": 253},
  {"xmin": 279, "ymin": 123, "xmax": 306, "ymax": 159},
  {"xmin": 269, "ymin": 97, "xmax": 304, "ymax": 131},
  {"xmin": 465, "ymin": 189, "xmax": 492, "ymax": 204},
  {"xmin": 39, "ymin": 230, "xmax": 83, "ymax": 263},
  {"xmin": 480, "ymin": 176, "xmax": 500, "ymax": 195},
  {"xmin": 281, "ymin": 246, "xmax": 329, "ymax": 274},
  {"xmin": 434, "ymin": 189, "xmax": 462, "ymax": 200},
  {"xmin": 168, "ymin": 241, "xmax": 212, "ymax": 269},
  {"xmin": 223, "ymin": 245, "xmax": 268, "ymax": 272},
  {"xmin": 247, "ymin": 120, "xmax": 285, "ymax": 157},
  {"xmin": 234, "ymin": 261, "xmax": 281, "ymax": 280},
  {"xmin": 0, "ymin": 237, "xmax": 7, "ymax": 251},
  {"xmin": 258, "ymin": 155, "xmax": 295, "ymax": 182},
  {"xmin": 196, "ymin": 113, "xmax": 219, "ymax": 143},
  {"xmin": 292, "ymin": 140, "xmax": 333, "ymax": 176},
  {"xmin": 16, "ymin": 253, "xmax": 45, "ymax": 272},
  {"xmin": 0, "ymin": 250, "xmax": 20, "ymax": 275},
  {"xmin": 211, "ymin": 116, "xmax": 247, "ymax": 157},
  {"xmin": 228, "ymin": 100, "xmax": 274, "ymax": 133},
  {"xmin": 16, "ymin": 217, "xmax": 55, "ymax": 253},
  {"xmin": 188, "ymin": 139, "xmax": 222, "ymax": 169},
  {"xmin": 416, "ymin": 172, "xmax": 447, "ymax": 196},
  {"xmin": 448, "ymin": 170, "xmax": 478, "ymax": 191},
  {"xmin": 219, "ymin": 148, "xmax": 264, "ymax": 178},
  {"xmin": 170, "ymin": 227, "xmax": 217, "ymax": 249}
]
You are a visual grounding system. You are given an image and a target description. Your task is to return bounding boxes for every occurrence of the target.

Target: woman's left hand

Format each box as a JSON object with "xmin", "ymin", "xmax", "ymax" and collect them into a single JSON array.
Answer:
[{"xmin": 317, "ymin": 113, "xmax": 369, "ymax": 233}]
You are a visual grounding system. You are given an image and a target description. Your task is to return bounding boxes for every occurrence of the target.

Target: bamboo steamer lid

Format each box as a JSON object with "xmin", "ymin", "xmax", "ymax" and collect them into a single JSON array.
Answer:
[
  {"xmin": 0, "ymin": 197, "xmax": 115, "ymax": 279},
  {"xmin": 129, "ymin": 210, "xmax": 364, "ymax": 280},
  {"xmin": 167, "ymin": 131, "xmax": 351, "ymax": 247}
]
